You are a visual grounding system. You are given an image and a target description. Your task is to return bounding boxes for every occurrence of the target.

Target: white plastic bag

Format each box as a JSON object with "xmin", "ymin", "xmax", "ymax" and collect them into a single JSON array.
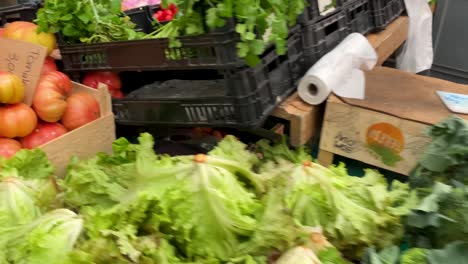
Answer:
[{"xmin": 396, "ymin": 0, "xmax": 433, "ymax": 73}]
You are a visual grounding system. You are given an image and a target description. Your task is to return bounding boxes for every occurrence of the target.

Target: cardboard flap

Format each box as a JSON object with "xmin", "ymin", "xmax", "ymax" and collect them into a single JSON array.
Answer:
[
  {"xmin": 339, "ymin": 67, "xmax": 468, "ymax": 125},
  {"xmin": 0, "ymin": 39, "xmax": 47, "ymax": 105}
]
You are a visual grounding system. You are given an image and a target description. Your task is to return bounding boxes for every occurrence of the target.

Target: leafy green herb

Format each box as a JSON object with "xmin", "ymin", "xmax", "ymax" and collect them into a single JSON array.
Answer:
[
  {"xmin": 36, "ymin": 0, "xmax": 145, "ymax": 44},
  {"xmin": 410, "ymin": 116, "xmax": 468, "ymax": 188},
  {"xmin": 405, "ymin": 182, "xmax": 468, "ymax": 249},
  {"xmin": 155, "ymin": 0, "xmax": 306, "ymax": 66}
]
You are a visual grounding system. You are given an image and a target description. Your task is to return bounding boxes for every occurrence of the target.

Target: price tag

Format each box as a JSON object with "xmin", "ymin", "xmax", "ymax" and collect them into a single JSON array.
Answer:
[{"xmin": 0, "ymin": 38, "xmax": 47, "ymax": 105}]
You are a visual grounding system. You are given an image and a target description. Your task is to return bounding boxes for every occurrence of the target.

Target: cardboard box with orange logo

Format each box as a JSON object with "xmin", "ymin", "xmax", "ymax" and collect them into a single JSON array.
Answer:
[{"xmin": 319, "ymin": 67, "xmax": 468, "ymax": 175}]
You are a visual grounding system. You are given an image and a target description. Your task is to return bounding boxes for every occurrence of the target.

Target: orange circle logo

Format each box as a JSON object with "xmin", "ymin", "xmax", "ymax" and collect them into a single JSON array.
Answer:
[{"xmin": 366, "ymin": 123, "xmax": 405, "ymax": 153}]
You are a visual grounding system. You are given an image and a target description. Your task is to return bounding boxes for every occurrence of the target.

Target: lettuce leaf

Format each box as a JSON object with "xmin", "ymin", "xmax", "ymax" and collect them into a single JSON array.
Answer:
[
  {"xmin": 159, "ymin": 155, "xmax": 262, "ymax": 261},
  {"xmin": 1, "ymin": 209, "xmax": 82, "ymax": 264},
  {"xmin": 209, "ymin": 135, "xmax": 259, "ymax": 169},
  {"xmin": 263, "ymin": 162, "xmax": 416, "ymax": 260},
  {"xmin": 0, "ymin": 177, "xmax": 41, "ymax": 229},
  {"xmin": 256, "ymin": 138, "xmax": 313, "ymax": 165},
  {"xmin": 0, "ymin": 148, "xmax": 54, "ymax": 180}
]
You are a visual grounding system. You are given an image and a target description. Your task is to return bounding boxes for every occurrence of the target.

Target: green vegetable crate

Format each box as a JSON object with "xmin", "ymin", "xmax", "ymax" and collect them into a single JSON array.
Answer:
[
  {"xmin": 57, "ymin": 19, "xmax": 245, "ymax": 72},
  {"xmin": 111, "ymin": 26, "xmax": 306, "ymax": 128}
]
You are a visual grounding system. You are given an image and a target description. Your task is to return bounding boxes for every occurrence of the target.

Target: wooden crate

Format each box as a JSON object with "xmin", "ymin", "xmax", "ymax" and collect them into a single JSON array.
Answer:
[
  {"xmin": 40, "ymin": 83, "xmax": 116, "ymax": 177},
  {"xmin": 318, "ymin": 67, "xmax": 468, "ymax": 175},
  {"xmin": 319, "ymin": 95, "xmax": 432, "ymax": 175}
]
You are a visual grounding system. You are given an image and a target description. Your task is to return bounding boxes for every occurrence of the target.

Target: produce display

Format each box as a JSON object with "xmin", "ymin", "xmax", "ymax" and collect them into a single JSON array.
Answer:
[
  {"xmin": 0, "ymin": 69, "xmax": 101, "ymax": 158},
  {"xmin": 35, "ymin": 0, "xmax": 307, "ymax": 65},
  {"xmin": 0, "ymin": 115, "xmax": 466, "ymax": 263},
  {"xmin": 0, "ymin": 1, "xmax": 465, "ymax": 263}
]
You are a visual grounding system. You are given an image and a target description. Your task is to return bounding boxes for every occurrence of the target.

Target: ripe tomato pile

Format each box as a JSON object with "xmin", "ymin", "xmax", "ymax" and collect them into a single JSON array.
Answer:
[
  {"xmin": 0, "ymin": 21, "xmax": 103, "ymax": 158},
  {"xmin": 0, "ymin": 70, "xmax": 101, "ymax": 159}
]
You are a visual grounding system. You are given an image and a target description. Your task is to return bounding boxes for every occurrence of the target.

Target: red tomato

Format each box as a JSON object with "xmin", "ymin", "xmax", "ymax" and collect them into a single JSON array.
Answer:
[
  {"xmin": 41, "ymin": 57, "xmax": 58, "ymax": 76},
  {"xmin": 82, "ymin": 72, "xmax": 122, "ymax": 91},
  {"xmin": 3, "ymin": 22, "xmax": 56, "ymax": 55},
  {"xmin": 20, "ymin": 122, "xmax": 68, "ymax": 149},
  {"xmin": 32, "ymin": 71, "xmax": 72, "ymax": 122},
  {"xmin": 0, "ymin": 103, "xmax": 38, "ymax": 138},
  {"xmin": 0, "ymin": 138, "xmax": 21, "ymax": 158},
  {"xmin": 61, "ymin": 92, "xmax": 100, "ymax": 131}
]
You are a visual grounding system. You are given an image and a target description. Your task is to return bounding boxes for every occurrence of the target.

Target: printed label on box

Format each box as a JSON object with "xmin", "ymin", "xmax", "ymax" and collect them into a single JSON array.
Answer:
[{"xmin": 320, "ymin": 102, "xmax": 432, "ymax": 175}]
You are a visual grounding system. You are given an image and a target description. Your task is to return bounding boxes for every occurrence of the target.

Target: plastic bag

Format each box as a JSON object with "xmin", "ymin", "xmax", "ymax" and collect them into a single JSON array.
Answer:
[{"xmin": 396, "ymin": 0, "xmax": 433, "ymax": 73}]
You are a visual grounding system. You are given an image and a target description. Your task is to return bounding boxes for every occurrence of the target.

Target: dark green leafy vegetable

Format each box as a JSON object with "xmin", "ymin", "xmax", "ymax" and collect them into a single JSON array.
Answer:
[
  {"xmin": 410, "ymin": 116, "xmax": 468, "ymax": 188},
  {"xmin": 155, "ymin": 0, "xmax": 306, "ymax": 65},
  {"xmin": 362, "ymin": 242, "xmax": 468, "ymax": 264},
  {"xmin": 405, "ymin": 182, "xmax": 468, "ymax": 249}
]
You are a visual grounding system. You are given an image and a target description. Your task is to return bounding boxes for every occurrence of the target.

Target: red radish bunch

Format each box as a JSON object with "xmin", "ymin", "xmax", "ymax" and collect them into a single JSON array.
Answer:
[{"xmin": 153, "ymin": 4, "xmax": 178, "ymax": 22}]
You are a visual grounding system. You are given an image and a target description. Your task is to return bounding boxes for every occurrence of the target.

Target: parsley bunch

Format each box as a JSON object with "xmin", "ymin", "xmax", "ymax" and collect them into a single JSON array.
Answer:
[
  {"xmin": 36, "ymin": 0, "xmax": 145, "ymax": 44},
  {"xmin": 156, "ymin": 0, "xmax": 307, "ymax": 66}
]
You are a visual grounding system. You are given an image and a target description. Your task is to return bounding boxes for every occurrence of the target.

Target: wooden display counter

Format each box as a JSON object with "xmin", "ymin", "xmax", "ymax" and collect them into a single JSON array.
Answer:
[{"xmin": 318, "ymin": 67, "xmax": 468, "ymax": 175}]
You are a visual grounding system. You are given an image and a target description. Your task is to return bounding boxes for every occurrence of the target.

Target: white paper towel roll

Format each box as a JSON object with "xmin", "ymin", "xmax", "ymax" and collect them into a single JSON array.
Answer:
[{"xmin": 298, "ymin": 33, "xmax": 378, "ymax": 105}]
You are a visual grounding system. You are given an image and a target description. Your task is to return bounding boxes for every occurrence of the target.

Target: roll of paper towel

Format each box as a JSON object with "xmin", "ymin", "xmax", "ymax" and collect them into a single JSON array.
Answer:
[{"xmin": 298, "ymin": 33, "xmax": 378, "ymax": 105}]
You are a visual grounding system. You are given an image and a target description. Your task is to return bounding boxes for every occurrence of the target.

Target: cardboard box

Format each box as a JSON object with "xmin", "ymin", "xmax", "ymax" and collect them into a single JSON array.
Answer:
[
  {"xmin": 40, "ymin": 83, "xmax": 115, "ymax": 176},
  {"xmin": 319, "ymin": 67, "xmax": 468, "ymax": 175},
  {"xmin": 0, "ymin": 39, "xmax": 116, "ymax": 176}
]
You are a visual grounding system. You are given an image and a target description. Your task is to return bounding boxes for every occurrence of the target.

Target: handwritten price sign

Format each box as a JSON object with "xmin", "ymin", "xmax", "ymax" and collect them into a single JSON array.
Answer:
[{"xmin": 0, "ymin": 38, "xmax": 47, "ymax": 105}]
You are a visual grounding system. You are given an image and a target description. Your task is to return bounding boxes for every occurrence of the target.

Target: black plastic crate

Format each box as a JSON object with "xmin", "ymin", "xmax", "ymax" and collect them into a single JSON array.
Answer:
[
  {"xmin": 369, "ymin": 0, "xmax": 405, "ymax": 32},
  {"xmin": 302, "ymin": 10, "xmax": 348, "ymax": 66},
  {"xmin": 124, "ymin": 5, "xmax": 154, "ymax": 34},
  {"xmin": 345, "ymin": 0, "xmax": 373, "ymax": 35},
  {"xmin": 0, "ymin": 1, "xmax": 41, "ymax": 26},
  {"xmin": 59, "ymin": 18, "xmax": 305, "ymax": 73},
  {"xmin": 300, "ymin": 0, "xmax": 320, "ymax": 23},
  {"xmin": 124, "ymin": 4, "xmax": 174, "ymax": 34},
  {"xmin": 301, "ymin": 0, "xmax": 349, "ymax": 24},
  {"xmin": 337, "ymin": 0, "xmax": 354, "ymax": 7},
  {"xmin": 58, "ymin": 19, "xmax": 241, "ymax": 72},
  {"xmin": 111, "ymin": 29, "xmax": 306, "ymax": 128}
]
